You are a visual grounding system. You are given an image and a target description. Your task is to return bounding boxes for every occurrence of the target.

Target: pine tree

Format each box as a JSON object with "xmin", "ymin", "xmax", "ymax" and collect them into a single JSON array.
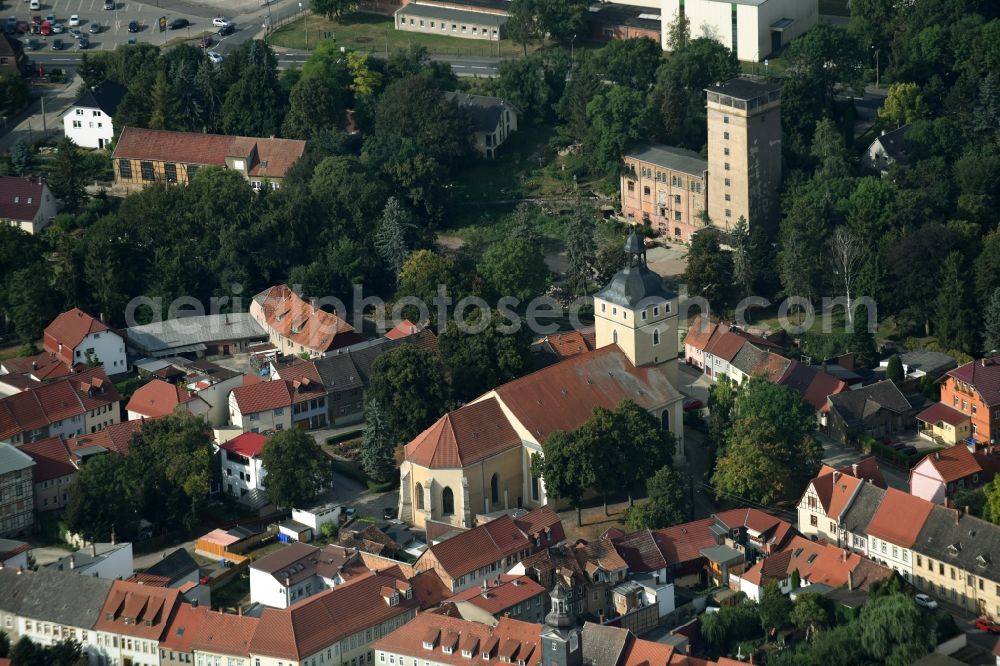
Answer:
[
  {"xmin": 984, "ymin": 288, "xmax": 1000, "ymax": 354},
  {"xmin": 361, "ymin": 399, "xmax": 398, "ymax": 485},
  {"xmin": 730, "ymin": 216, "xmax": 754, "ymax": 299},
  {"xmin": 47, "ymin": 138, "xmax": 86, "ymax": 213},
  {"xmin": 848, "ymin": 302, "xmax": 878, "ymax": 368},
  {"xmin": 148, "ymin": 71, "xmax": 180, "ymax": 131},
  {"xmin": 934, "ymin": 251, "xmax": 975, "ymax": 353},
  {"xmin": 564, "ymin": 201, "xmax": 597, "ymax": 296},
  {"xmin": 885, "ymin": 355, "xmax": 904, "ymax": 383},
  {"xmin": 374, "ymin": 197, "xmax": 412, "ymax": 284},
  {"xmin": 9, "ymin": 139, "xmax": 33, "ymax": 176}
]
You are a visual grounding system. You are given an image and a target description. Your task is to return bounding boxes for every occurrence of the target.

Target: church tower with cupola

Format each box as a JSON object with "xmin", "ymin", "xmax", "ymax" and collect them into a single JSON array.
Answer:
[
  {"xmin": 539, "ymin": 584, "xmax": 582, "ymax": 666},
  {"xmin": 593, "ymin": 231, "xmax": 679, "ymax": 387}
]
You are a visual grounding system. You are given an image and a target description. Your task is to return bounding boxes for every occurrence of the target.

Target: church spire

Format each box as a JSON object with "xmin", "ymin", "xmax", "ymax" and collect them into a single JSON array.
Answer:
[
  {"xmin": 545, "ymin": 582, "xmax": 575, "ymax": 629},
  {"xmin": 624, "ymin": 230, "xmax": 646, "ymax": 267}
]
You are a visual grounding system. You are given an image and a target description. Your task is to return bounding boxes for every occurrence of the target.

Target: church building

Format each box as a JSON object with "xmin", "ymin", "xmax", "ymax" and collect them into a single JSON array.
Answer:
[{"xmin": 398, "ymin": 233, "xmax": 684, "ymax": 529}]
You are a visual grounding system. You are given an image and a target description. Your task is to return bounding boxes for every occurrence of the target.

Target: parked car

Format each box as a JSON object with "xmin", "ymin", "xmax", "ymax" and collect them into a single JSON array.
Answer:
[
  {"xmin": 51, "ymin": 37, "xmax": 62, "ymax": 49},
  {"xmin": 683, "ymin": 398, "xmax": 704, "ymax": 412},
  {"xmin": 68, "ymin": 27, "xmax": 80, "ymax": 37},
  {"xmin": 77, "ymin": 35, "xmax": 88, "ymax": 48},
  {"xmin": 88, "ymin": 21, "xmax": 100, "ymax": 32},
  {"xmin": 889, "ymin": 441, "xmax": 908, "ymax": 450},
  {"xmin": 25, "ymin": 37, "xmax": 39, "ymax": 49},
  {"xmin": 382, "ymin": 507, "xmax": 397, "ymax": 521},
  {"xmin": 898, "ymin": 446, "xmax": 918, "ymax": 456},
  {"xmin": 3, "ymin": 17, "xmax": 15, "ymax": 33},
  {"xmin": 211, "ymin": 16, "xmax": 227, "ymax": 27},
  {"xmin": 103, "ymin": 0, "xmax": 114, "ymax": 8},
  {"xmin": 127, "ymin": 35, "xmax": 136, "ymax": 44},
  {"xmin": 29, "ymin": 0, "xmax": 40, "ymax": 8},
  {"xmin": 68, "ymin": 13, "xmax": 79, "ymax": 26},
  {"xmin": 126, "ymin": 19, "xmax": 138, "ymax": 32},
  {"xmin": 975, "ymin": 618, "xmax": 1000, "ymax": 634},
  {"xmin": 39, "ymin": 20, "xmax": 50, "ymax": 35},
  {"xmin": 217, "ymin": 21, "xmax": 234, "ymax": 36},
  {"xmin": 206, "ymin": 51, "xmax": 223, "ymax": 64},
  {"xmin": 50, "ymin": 21, "xmax": 62, "ymax": 32},
  {"xmin": 198, "ymin": 35, "xmax": 211, "ymax": 48},
  {"xmin": 31, "ymin": 15, "xmax": 41, "ymax": 25},
  {"xmin": 167, "ymin": 17, "xmax": 187, "ymax": 29},
  {"xmin": 914, "ymin": 593, "xmax": 938, "ymax": 610},
  {"xmin": 45, "ymin": 12, "xmax": 54, "ymax": 22}
]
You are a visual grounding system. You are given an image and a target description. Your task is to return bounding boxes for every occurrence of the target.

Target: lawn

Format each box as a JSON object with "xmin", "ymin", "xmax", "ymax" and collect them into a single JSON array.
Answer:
[
  {"xmin": 267, "ymin": 12, "xmax": 533, "ymax": 57},
  {"xmin": 211, "ymin": 572, "xmax": 250, "ymax": 610}
]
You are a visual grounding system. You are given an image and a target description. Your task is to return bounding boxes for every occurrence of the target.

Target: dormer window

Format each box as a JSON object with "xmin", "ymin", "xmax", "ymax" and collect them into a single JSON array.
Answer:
[
  {"xmin": 423, "ymin": 642, "xmax": 435, "ymax": 651},
  {"xmin": 443, "ymin": 647, "xmax": 453, "ymax": 655},
  {"xmin": 233, "ymin": 159, "xmax": 245, "ymax": 171},
  {"xmin": 482, "ymin": 653, "xmax": 490, "ymax": 661},
  {"xmin": 462, "ymin": 651, "xmax": 472, "ymax": 659}
]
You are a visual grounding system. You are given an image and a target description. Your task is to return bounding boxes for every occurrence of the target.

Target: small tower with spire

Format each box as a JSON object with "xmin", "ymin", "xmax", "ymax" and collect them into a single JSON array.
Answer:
[
  {"xmin": 593, "ymin": 230, "xmax": 679, "ymax": 386},
  {"xmin": 539, "ymin": 583, "xmax": 581, "ymax": 666}
]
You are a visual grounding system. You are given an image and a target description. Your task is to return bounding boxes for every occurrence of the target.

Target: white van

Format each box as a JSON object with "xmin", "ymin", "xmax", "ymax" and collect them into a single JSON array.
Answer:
[{"xmin": 29, "ymin": 0, "xmax": 41, "ymax": 10}]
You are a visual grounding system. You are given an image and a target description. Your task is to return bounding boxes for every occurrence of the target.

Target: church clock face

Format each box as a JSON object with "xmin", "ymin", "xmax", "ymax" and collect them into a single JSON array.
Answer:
[{"xmin": 569, "ymin": 633, "xmax": 579, "ymax": 652}]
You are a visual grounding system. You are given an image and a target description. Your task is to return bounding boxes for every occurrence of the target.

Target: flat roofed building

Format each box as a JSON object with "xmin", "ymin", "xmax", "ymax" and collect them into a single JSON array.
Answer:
[
  {"xmin": 395, "ymin": 3, "xmax": 506, "ymax": 41},
  {"xmin": 620, "ymin": 143, "xmax": 708, "ymax": 242}
]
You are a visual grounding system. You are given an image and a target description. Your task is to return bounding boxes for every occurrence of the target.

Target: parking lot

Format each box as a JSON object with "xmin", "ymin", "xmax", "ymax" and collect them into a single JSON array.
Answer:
[{"xmin": 3, "ymin": 0, "xmax": 219, "ymax": 52}]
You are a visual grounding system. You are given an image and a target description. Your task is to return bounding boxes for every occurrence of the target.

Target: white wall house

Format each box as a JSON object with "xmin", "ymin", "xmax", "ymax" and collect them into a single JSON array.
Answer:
[
  {"xmin": 228, "ymin": 382, "xmax": 294, "ymax": 434},
  {"xmin": 661, "ymin": 0, "xmax": 818, "ymax": 62},
  {"xmin": 0, "ymin": 176, "xmax": 58, "ymax": 234},
  {"xmin": 47, "ymin": 542, "xmax": 134, "ymax": 581},
  {"xmin": 43, "ymin": 308, "xmax": 127, "ymax": 375},
  {"xmin": 62, "ymin": 81, "xmax": 127, "ymax": 149},
  {"xmin": 219, "ymin": 432, "xmax": 268, "ymax": 498},
  {"xmin": 290, "ymin": 504, "xmax": 342, "ymax": 539}
]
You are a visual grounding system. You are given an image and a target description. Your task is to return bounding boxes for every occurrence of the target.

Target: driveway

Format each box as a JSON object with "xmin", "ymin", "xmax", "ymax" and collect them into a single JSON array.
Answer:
[{"xmin": 818, "ymin": 432, "xmax": 909, "ymax": 491}]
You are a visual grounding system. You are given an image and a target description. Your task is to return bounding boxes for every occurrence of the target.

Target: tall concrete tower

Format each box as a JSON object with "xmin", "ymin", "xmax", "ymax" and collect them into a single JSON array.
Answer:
[{"xmin": 705, "ymin": 78, "xmax": 782, "ymax": 232}]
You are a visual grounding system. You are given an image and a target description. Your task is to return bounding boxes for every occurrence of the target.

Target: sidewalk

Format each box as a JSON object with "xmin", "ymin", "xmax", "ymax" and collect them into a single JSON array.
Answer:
[{"xmin": 0, "ymin": 76, "xmax": 82, "ymax": 153}]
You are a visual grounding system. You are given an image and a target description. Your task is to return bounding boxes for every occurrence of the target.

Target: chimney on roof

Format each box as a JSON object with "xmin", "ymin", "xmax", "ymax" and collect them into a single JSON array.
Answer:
[
  {"xmin": 31, "ymin": 361, "xmax": 37, "ymax": 370},
  {"xmin": 70, "ymin": 555, "xmax": 76, "ymax": 569},
  {"xmin": 91, "ymin": 542, "xmax": 97, "ymax": 557},
  {"xmin": 955, "ymin": 509, "xmax": 961, "ymax": 525},
  {"xmin": 965, "ymin": 505, "xmax": 971, "ymax": 515},
  {"xmin": 881, "ymin": 130, "xmax": 886, "ymax": 136},
  {"xmin": 847, "ymin": 569, "xmax": 854, "ymax": 591},
  {"xmin": 285, "ymin": 576, "xmax": 291, "ymax": 587},
  {"xmin": 238, "ymin": 606, "xmax": 243, "ymax": 616},
  {"xmin": 832, "ymin": 471, "xmax": 840, "ymax": 483},
  {"xmin": 111, "ymin": 528, "xmax": 117, "ymax": 546},
  {"xmin": 935, "ymin": 452, "xmax": 941, "ymax": 460},
  {"xmin": 852, "ymin": 462, "xmax": 859, "ymax": 476},
  {"xmin": 17, "ymin": 566, "xmax": 24, "ymax": 575}
]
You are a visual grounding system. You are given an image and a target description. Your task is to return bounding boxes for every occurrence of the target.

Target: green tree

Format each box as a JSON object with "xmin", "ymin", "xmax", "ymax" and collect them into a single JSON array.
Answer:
[
  {"xmin": 506, "ymin": 0, "xmax": 540, "ymax": 56},
  {"xmin": 700, "ymin": 601, "xmax": 762, "ymax": 655},
  {"xmin": 438, "ymin": 309, "xmax": 532, "ymax": 403},
  {"xmin": 65, "ymin": 453, "xmax": 135, "ymax": 541},
  {"xmin": 47, "ymin": 639, "xmax": 83, "ymax": 666},
  {"xmin": 480, "ymin": 236, "xmax": 549, "ymax": 302},
  {"xmin": 0, "ymin": 73, "xmax": 29, "ymax": 115},
  {"xmin": 879, "ymin": 82, "xmax": 930, "ymax": 127},
  {"xmin": 759, "ymin": 580, "xmax": 792, "ymax": 640},
  {"xmin": 361, "ymin": 399, "xmax": 398, "ymax": 484},
  {"xmin": 623, "ymin": 465, "xmax": 690, "ymax": 530},
  {"xmin": 985, "ymin": 288, "xmax": 1000, "ymax": 353},
  {"xmin": 790, "ymin": 592, "xmax": 832, "ymax": 641},
  {"xmin": 148, "ymin": 70, "xmax": 181, "ymax": 131},
  {"xmin": 367, "ymin": 345, "xmax": 450, "ymax": 441},
  {"xmin": 614, "ymin": 399, "xmax": 676, "ymax": 500},
  {"xmin": 5, "ymin": 263, "xmax": 61, "ymax": 343},
  {"xmin": 282, "ymin": 76, "xmax": 345, "ymax": 140},
  {"xmin": 47, "ymin": 137, "xmax": 87, "ymax": 212},
  {"xmin": 77, "ymin": 52, "xmax": 108, "ymax": 88},
  {"xmin": 10, "ymin": 636, "xmax": 39, "ymax": 666},
  {"xmin": 0, "ymin": 629, "xmax": 10, "ymax": 658},
  {"xmin": 585, "ymin": 86, "xmax": 654, "ymax": 173},
  {"xmin": 712, "ymin": 417, "xmax": 792, "ymax": 504},
  {"xmin": 346, "ymin": 51, "xmax": 382, "ymax": 99},
  {"xmin": 934, "ymin": 251, "xmax": 975, "ymax": 353},
  {"xmin": 984, "ymin": 475, "xmax": 1000, "ymax": 523},
  {"xmin": 374, "ymin": 197, "xmax": 412, "ymax": 283},
  {"xmin": 594, "ymin": 38, "xmax": 662, "ymax": 90},
  {"xmin": 684, "ymin": 229, "xmax": 733, "ymax": 308},
  {"xmin": 664, "ymin": 11, "xmax": 691, "ymax": 50},
  {"xmin": 532, "ymin": 433, "xmax": 592, "ymax": 527},
  {"xmin": 535, "ymin": 0, "xmax": 587, "ymax": 44},
  {"xmin": 707, "ymin": 374, "xmax": 736, "ymax": 447},
  {"xmin": 885, "ymin": 354, "xmax": 904, "ymax": 383},
  {"xmin": 261, "ymin": 430, "xmax": 329, "ymax": 507},
  {"xmin": 563, "ymin": 203, "xmax": 597, "ymax": 296},
  {"xmin": 729, "ymin": 216, "xmax": 754, "ymax": 300},
  {"xmin": 811, "ymin": 118, "xmax": 851, "ymax": 179},
  {"xmin": 858, "ymin": 593, "xmax": 935, "ymax": 665},
  {"xmin": 396, "ymin": 250, "xmax": 457, "ymax": 320},
  {"xmin": 310, "ymin": 0, "xmax": 358, "ymax": 19},
  {"xmin": 9, "ymin": 140, "xmax": 34, "ymax": 176},
  {"xmin": 221, "ymin": 40, "xmax": 286, "ymax": 137}
]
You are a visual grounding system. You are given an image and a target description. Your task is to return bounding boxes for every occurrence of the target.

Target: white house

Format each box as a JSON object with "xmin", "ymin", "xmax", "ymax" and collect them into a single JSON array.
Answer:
[
  {"xmin": 282, "ymin": 503, "xmax": 342, "ymax": 543},
  {"xmin": 62, "ymin": 80, "xmax": 126, "ymax": 150},
  {"xmin": 219, "ymin": 432, "xmax": 268, "ymax": 498},
  {"xmin": 0, "ymin": 176, "xmax": 58, "ymax": 234},
  {"xmin": 228, "ymin": 379, "xmax": 327, "ymax": 434},
  {"xmin": 661, "ymin": 0, "xmax": 818, "ymax": 62},
  {"xmin": 43, "ymin": 308, "xmax": 127, "ymax": 375},
  {"xmin": 249, "ymin": 541, "xmax": 363, "ymax": 609},
  {"xmin": 46, "ymin": 542, "xmax": 134, "ymax": 581}
]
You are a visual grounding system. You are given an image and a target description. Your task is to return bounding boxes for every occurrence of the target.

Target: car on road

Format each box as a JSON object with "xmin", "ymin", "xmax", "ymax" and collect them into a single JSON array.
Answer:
[
  {"xmin": 88, "ymin": 21, "xmax": 100, "ymax": 32},
  {"xmin": 68, "ymin": 14, "xmax": 79, "ymax": 26},
  {"xmin": 167, "ymin": 17, "xmax": 188, "ymax": 29},
  {"xmin": 127, "ymin": 19, "xmax": 138, "ymax": 32},
  {"xmin": 29, "ymin": 0, "xmax": 40, "ymax": 9},
  {"xmin": 51, "ymin": 37, "xmax": 63, "ymax": 49},
  {"xmin": 683, "ymin": 398, "xmax": 704, "ymax": 412},
  {"xmin": 975, "ymin": 618, "xmax": 1000, "ymax": 634},
  {"xmin": 207, "ymin": 51, "xmax": 223, "ymax": 64},
  {"xmin": 127, "ymin": 36, "xmax": 136, "ymax": 44},
  {"xmin": 914, "ymin": 593, "xmax": 938, "ymax": 610},
  {"xmin": 217, "ymin": 21, "xmax": 234, "ymax": 36},
  {"xmin": 103, "ymin": 0, "xmax": 114, "ymax": 8},
  {"xmin": 198, "ymin": 35, "xmax": 211, "ymax": 48},
  {"xmin": 50, "ymin": 21, "xmax": 63, "ymax": 33},
  {"xmin": 77, "ymin": 35, "xmax": 88, "ymax": 48},
  {"xmin": 211, "ymin": 16, "xmax": 228, "ymax": 27}
]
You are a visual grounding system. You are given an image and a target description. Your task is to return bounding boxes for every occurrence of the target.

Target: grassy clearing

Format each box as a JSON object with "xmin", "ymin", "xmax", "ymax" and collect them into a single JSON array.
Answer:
[{"xmin": 267, "ymin": 12, "xmax": 532, "ymax": 57}]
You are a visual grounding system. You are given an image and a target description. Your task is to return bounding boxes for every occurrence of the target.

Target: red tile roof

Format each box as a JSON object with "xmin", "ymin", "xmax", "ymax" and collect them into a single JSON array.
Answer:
[
  {"xmin": 704, "ymin": 331, "xmax": 748, "ymax": 362},
  {"xmin": 446, "ymin": 575, "xmax": 545, "ymax": 615},
  {"xmin": 0, "ymin": 176, "xmax": 47, "ymax": 223},
  {"xmin": 94, "ymin": 580, "xmax": 183, "ymax": 640},
  {"xmin": 43, "ymin": 308, "xmax": 112, "ymax": 365},
  {"xmin": 160, "ymin": 603, "xmax": 208, "ymax": 653},
  {"xmin": 385, "ymin": 320, "xmax": 423, "ymax": 340},
  {"xmin": 713, "ymin": 508, "xmax": 794, "ymax": 552},
  {"xmin": 17, "ymin": 436, "xmax": 75, "ymax": 482},
  {"xmin": 866, "ymin": 487, "xmax": 935, "ymax": 547},
  {"xmin": 573, "ymin": 538, "xmax": 628, "ymax": 574},
  {"xmin": 0, "ymin": 367, "xmax": 120, "ymax": 441},
  {"xmin": 653, "ymin": 518, "xmax": 716, "ymax": 565},
  {"xmin": 112, "ymin": 128, "xmax": 306, "ymax": 180},
  {"xmin": 1, "ymin": 352, "xmax": 73, "ymax": 382},
  {"xmin": 837, "ymin": 456, "xmax": 887, "ymax": 489},
  {"xmin": 492, "ymin": 346, "xmax": 681, "ymax": 444},
  {"xmin": 916, "ymin": 402, "xmax": 970, "ymax": 427},
  {"xmin": 405, "ymin": 398, "xmax": 522, "ymax": 469},
  {"xmin": 946, "ymin": 357, "xmax": 1000, "ymax": 407},
  {"xmin": 621, "ymin": 635, "xmax": 675, "ymax": 666},
  {"xmin": 231, "ymin": 378, "xmax": 322, "ymax": 415},
  {"xmin": 373, "ymin": 613, "xmax": 542, "ymax": 666},
  {"xmin": 190, "ymin": 610, "xmax": 259, "ymax": 657},
  {"xmin": 66, "ymin": 418, "xmax": 147, "ymax": 457},
  {"xmin": 683, "ymin": 316, "xmax": 718, "ymax": 352},
  {"xmin": 513, "ymin": 506, "xmax": 566, "ymax": 546},
  {"xmin": 252, "ymin": 285, "xmax": 363, "ymax": 355},
  {"xmin": 611, "ymin": 529, "xmax": 668, "ymax": 572},
  {"xmin": 220, "ymin": 432, "xmax": 268, "ymax": 459},
  {"xmin": 250, "ymin": 567, "xmax": 418, "ymax": 661},
  {"xmin": 542, "ymin": 328, "xmax": 596, "ymax": 360},
  {"xmin": 420, "ymin": 515, "xmax": 532, "ymax": 581},
  {"xmin": 912, "ymin": 446, "xmax": 984, "ymax": 484},
  {"xmin": 129, "ymin": 573, "xmax": 171, "ymax": 587},
  {"xmin": 410, "ymin": 568, "xmax": 451, "ymax": 610},
  {"xmin": 126, "ymin": 379, "xmax": 204, "ymax": 418}
]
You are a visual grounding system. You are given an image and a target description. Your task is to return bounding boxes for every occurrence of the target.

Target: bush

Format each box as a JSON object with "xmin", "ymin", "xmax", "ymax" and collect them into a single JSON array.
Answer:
[{"xmin": 864, "ymin": 437, "xmax": 935, "ymax": 469}]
